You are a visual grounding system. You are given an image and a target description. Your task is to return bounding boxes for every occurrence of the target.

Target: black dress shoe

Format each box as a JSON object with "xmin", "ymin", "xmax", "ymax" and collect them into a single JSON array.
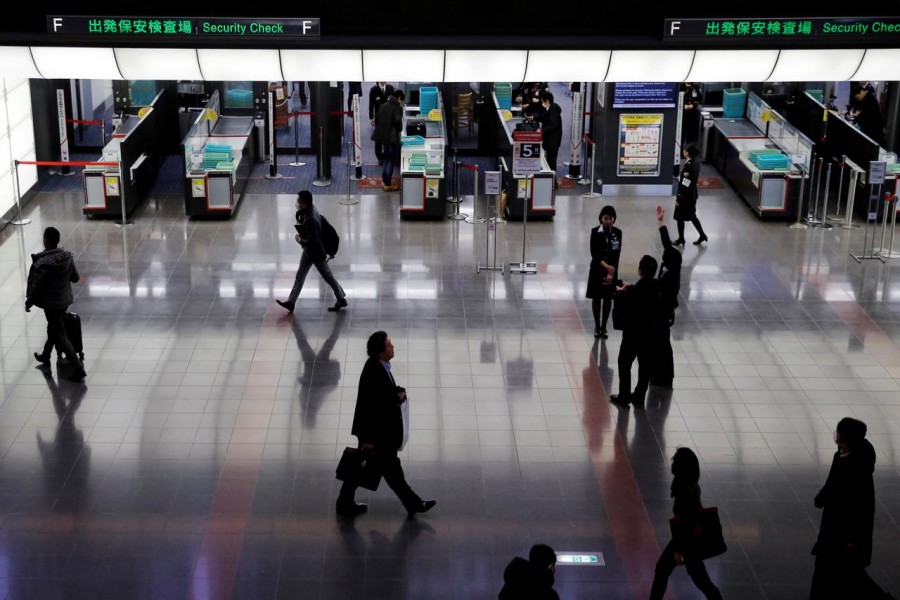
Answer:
[
  {"xmin": 693, "ymin": 235, "xmax": 708, "ymax": 245},
  {"xmin": 609, "ymin": 394, "xmax": 631, "ymax": 407},
  {"xmin": 336, "ymin": 500, "xmax": 368, "ymax": 516},
  {"xmin": 276, "ymin": 300, "xmax": 295, "ymax": 313},
  {"xmin": 327, "ymin": 298, "xmax": 348, "ymax": 312},
  {"xmin": 598, "ymin": 327, "xmax": 608, "ymax": 339},
  {"xmin": 593, "ymin": 326, "xmax": 602, "ymax": 338},
  {"xmin": 672, "ymin": 238, "xmax": 686, "ymax": 246},
  {"xmin": 407, "ymin": 499, "xmax": 437, "ymax": 516},
  {"xmin": 34, "ymin": 352, "xmax": 50, "ymax": 366}
]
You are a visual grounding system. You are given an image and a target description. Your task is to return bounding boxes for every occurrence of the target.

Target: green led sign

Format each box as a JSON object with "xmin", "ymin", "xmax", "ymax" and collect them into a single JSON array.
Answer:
[
  {"xmin": 665, "ymin": 17, "xmax": 900, "ymax": 39},
  {"xmin": 47, "ymin": 16, "xmax": 320, "ymax": 39}
]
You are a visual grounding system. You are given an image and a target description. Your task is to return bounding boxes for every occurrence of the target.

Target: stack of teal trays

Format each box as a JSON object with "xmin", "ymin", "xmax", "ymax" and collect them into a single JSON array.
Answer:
[
  {"xmin": 495, "ymin": 83, "xmax": 512, "ymax": 110},
  {"xmin": 419, "ymin": 87, "xmax": 439, "ymax": 114},
  {"xmin": 408, "ymin": 151, "xmax": 428, "ymax": 171},
  {"xmin": 723, "ymin": 88, "xmax": 747, "ymax": 118},
  {"xmin": 202, "ymin": 144, "xmax": 233, "ymax": 169},
  {"xmin": 749, "ymin": 148, "xmax": 788, "ymax": 170}
]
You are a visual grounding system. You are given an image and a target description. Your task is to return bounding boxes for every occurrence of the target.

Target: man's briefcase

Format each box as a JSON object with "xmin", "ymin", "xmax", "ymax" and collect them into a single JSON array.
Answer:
[{"xmin": 335, "ymin": 447, "xmax": 382, "ymax": 491}]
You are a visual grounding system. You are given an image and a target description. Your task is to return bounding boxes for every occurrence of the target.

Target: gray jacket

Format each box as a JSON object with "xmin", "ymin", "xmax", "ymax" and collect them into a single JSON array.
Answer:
[{"xmin": 26, "ymin": 247, "xmax": 79, "ymax": 310}]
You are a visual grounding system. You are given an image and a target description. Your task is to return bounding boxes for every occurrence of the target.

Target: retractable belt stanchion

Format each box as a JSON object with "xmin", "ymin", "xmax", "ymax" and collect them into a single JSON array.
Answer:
[
  {"xmin": 806, "ymin": 157, "xmax": 824, "ymax": 226},
  {"xmin": 495, "ymin": 158, "xmax": 507, "ymax": 224},
  {"xmin": 828, "ymin": 155, "xmax": 847, "ymax": 222},
  {"xmin": 11, "ymin": 160, "xmax": 31, "ymax": 226},
  {"xmin": 349, "ymin": 96, "xmax": 363, "ymax": 181},
  {"xmin": 313, "ymin": 125, "xmax": 332, "ymax": 187},
  {"xmin": 580, "ymin": 134, "xmax": 600, "ymax": 199},
  {"xmin": 852, "ymin": 172, "xmax": 886, "ymax": 263},
  {"xmin": 289, "ymin": 110, "xmax": 310, "ymax": 167},
  {"xmin": 265, "ymin": 88, "xmax": 284, "ymax": 180},
  {"xmin": 789, "ymin": 163, "xmax": 808, "ymax": 229},
  {"xmin": 15, "ymin": 158, "xmax": 121, "ymax": 225},
  {"xmin": 448, "ymin": 154, "xmax": 467, "ymax": 220},
  {"xmin": 875, "ymin": 193, "xmax": 900, "ymax": 259},
  {"xmin": 843, "ymin": 168, "xmax": 861, "ymax": 230},
  {"xmin": 340, "ymin": 137, "xmax": 359, "ymax": 206},
  {"xmin": 578, "ymin": 112, "xmax": 595, "ymax": 186},
  {"xmin": 115, "ymin": 161, "xmax": 133, "ymax": 226},
  {"xmin": 811, "ymin": 160, "xmax": 834, "ymax": 230},
  {"xmin": 477, "ymin": 169, "xmax": 503, "ymax": 274},
  {"xmin": 463, "ymin": 164, "xmax": 485, "ymax": 224},
  {"xmin": 876, "ymin": 193, "xmax": 900, "ymax": 259},
  {"xmin": 509, "ymin": 176, "xmax": 537, "ymax": 274}
]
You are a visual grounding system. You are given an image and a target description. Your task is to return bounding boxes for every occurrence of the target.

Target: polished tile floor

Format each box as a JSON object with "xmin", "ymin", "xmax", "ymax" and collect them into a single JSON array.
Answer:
[{"xmin": 1, "ymin": 171, "xmax": 898, "ymax": 599}]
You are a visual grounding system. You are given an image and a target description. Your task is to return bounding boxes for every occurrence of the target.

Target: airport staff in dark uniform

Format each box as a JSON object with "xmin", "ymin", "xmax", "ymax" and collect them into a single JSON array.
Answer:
[
  {"xmin": 673, "ymin": 143, "xmax": 708, "ymax": 246},
  {"xmin": 852, "ymin": 84, "xmax": 884, "ymax": 146},
  {"xmin": 368, "ymin": 82, "xmax": 395, "ymax": 163},
  {"xmin": 536, "ymin": 91, "xmax": 562, "ymax": 174},
  {"xmin": 586, "ymin": 205, "xmax": 622, "ymax": 339}
]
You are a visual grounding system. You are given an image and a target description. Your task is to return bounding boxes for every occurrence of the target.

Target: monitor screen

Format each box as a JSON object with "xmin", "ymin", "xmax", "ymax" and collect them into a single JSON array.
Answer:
[{"xmin": 612, "ymin": 82, "xmax": 678, "ymax": 109}]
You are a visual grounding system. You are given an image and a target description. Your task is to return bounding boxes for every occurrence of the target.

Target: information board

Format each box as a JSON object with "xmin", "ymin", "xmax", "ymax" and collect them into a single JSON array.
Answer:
[{"xmin": 617, "ymin": 114, "xmax": 663, "ymax": 177}]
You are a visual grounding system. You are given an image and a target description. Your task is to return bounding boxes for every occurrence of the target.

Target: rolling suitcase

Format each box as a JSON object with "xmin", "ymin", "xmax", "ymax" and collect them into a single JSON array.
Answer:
[{"xmin": 60, "ymin": 311, "xmax": 84, "ymax": 360}]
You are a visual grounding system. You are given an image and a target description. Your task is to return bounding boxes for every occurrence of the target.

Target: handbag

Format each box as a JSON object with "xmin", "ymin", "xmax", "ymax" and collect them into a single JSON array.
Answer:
[
  {"xmin": 669, "ymin": 506, "xmax": 727, "ymax": 560},
  {"xmin": 335, "ymin": 447, "xmax": 382, "ymax": 491}
]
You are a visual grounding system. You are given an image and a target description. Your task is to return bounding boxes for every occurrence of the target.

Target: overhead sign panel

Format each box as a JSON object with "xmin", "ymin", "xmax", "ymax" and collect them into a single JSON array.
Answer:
[
  {"xmin": 47, "ymin": 16, "xmax": 321, "ymax": 40},
  {"xmin": 665, "ymin": 17, "xmax": 900, "ymax": 40}
]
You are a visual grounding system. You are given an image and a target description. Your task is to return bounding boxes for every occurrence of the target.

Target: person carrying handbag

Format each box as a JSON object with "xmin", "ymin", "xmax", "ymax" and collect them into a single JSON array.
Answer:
[{"xmin": 650, "ymin": 447, "xmax": 723, "ymax": 600}]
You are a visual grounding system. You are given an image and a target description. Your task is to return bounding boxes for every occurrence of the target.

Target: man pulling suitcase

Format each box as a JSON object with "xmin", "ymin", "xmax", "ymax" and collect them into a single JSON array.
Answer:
[{"xmin": 25, "ymin": 227, "xmax": 86, "ymax": 381}]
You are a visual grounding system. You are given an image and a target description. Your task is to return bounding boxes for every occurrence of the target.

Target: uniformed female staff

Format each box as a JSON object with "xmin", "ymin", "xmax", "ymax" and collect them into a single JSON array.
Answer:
[
  {"xmin": 673, "ymin": 143, "xmax": 708, "ymax": 246},
  {"xmin": 586, "ymin": 205, "xmax": 622, "ymax": 339}
]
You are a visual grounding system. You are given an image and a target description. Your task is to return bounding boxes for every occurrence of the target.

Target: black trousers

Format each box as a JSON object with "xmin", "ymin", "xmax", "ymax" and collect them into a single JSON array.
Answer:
[
  {"xmin": 41, "ymin": 308, "xmax": 79, "ymax": 364},
  {"xmin": 338, "ymin": 447, "xmax": 421, "ymax": 511},
  {"xmin": 810, "ymin": 553, "xmax": 889, "ymax": 599},
  {"xmin": 617, "ymin": 335, "xmax": 652, "ymax": 401},
  {"xmin": 654, "ymin": 323, "xmax": 674, "ymax": 382},
  {"xmin": 544, "ymin": 145, "xmax": 559, "ymax": 172},
  {"xmin": 650, "ymin": 538, "xmax": 722, "ymax": 600}
]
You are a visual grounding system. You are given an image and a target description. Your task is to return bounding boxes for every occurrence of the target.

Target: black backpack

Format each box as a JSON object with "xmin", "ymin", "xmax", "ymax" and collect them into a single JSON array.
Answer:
[{"xmin": 320, "ymin": 215, "xmax": 340, "ymax": 259}]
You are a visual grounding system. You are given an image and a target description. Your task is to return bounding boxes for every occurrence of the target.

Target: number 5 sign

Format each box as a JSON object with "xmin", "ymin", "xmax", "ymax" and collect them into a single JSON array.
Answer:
[{"xmin": 513, "ymin": 130, "xmax": 543, "ymax": 177}]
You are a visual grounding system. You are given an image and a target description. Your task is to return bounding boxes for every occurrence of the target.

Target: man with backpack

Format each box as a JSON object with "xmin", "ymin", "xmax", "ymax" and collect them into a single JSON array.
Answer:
[{"xmin": 276, "ymin": 190, "xmax": 348, "ymax": 314}]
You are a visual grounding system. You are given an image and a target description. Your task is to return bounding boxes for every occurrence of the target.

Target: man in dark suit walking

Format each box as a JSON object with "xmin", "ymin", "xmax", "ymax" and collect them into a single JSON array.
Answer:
[{"xmin": 336, "ymin": 331, "xmax": 436, "ymax": 517}]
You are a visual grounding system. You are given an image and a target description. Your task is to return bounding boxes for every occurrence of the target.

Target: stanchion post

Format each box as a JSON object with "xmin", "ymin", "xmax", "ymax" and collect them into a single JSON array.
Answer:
[
  {"xmin": 843, "ymin": 168, "xmax": 860, "ymax": 229},
  {"xmin": 807, "ymin": 157, "xmax": 823, "ymax": 224},
  {"xmin": 265, "ymin": 88, "xmax": 284, "ymax": 180},
  {"xmin": 881, "ymin": 194, "xmax": 900, "ymax": 259},
  {"xmin": 789, "ymin": 163, "xmax": 808, "ymax": 229},
  {"xmin": 115, "ymin": 161, "xmax": 133, "ymax": 226},
  {"xmin": 289, "ymin": 110, "xmax": 306, "ymax": 167},
  {"xmin": 811, "ymin": 162, "xmax": 834, "ymax": 230},
  {"xmin": 313, "ymin": 125, "xmax": 332, "ymax": 187},
  {"xmin": 449, "ymin": 158, "xmax": 467, "ymax": 220},
  {"xmin": 340, "ymin": 138, "xmax": 359, "ymax": 206},
  {"xmin": 465, "ymin": 165, "xmax": 485, "ymax": 224},
  {"xmin": 509, "ymin": 176, "xmax": 537, "ymax": 274},
  {"xmin": 828, "ymin": 155, "xmax": 847, "ymax": 221},
  {"xmin": 10, "ymin": 160, "xmax": 31, "ymax": 226},
  {"xmin": 581, "ymin": 137, "xmax": 600, "ymax": 199}
]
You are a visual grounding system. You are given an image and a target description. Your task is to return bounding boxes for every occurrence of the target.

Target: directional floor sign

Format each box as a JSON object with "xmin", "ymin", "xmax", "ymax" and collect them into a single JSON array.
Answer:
[{"xmin": 555, "ymin": 552, "xmax": 605, "ymax": 566}]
